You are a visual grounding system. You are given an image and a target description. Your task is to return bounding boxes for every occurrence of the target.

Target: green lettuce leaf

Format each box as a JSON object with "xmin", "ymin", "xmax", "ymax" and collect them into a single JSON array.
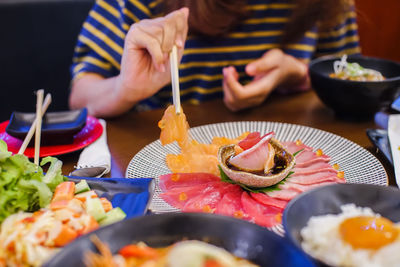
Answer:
[{"xmin": 0, "ymin": 141, "xmax": 66, "ymax": 223}]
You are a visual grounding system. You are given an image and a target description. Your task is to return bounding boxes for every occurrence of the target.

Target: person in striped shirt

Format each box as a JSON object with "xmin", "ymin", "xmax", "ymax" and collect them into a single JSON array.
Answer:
[{"xmin": 70, "ymin": 0, "xmax": 360, "ymax": 117}]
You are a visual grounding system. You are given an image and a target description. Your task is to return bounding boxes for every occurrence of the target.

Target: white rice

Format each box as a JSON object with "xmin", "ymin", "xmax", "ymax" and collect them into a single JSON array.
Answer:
[{"xmin": 300, "ymin": 204, "xmax": 400, "ymax": 267}]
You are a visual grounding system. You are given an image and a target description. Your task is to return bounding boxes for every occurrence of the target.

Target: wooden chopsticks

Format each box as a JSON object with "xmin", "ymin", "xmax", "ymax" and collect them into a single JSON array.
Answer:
[
  {"xmin": 169, "ymin": 45, "xmax": 181, "ymax": 114},
  {"xmin": 18, "ymin": 90, "xmax": 52, "ymax": 165}
]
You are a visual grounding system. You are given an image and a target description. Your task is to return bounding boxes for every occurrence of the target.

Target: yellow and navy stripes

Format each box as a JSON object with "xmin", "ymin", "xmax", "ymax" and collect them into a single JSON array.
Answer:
[{"xmin": 72, "ymin": 0, "xmax": 360, "ymax": 110}]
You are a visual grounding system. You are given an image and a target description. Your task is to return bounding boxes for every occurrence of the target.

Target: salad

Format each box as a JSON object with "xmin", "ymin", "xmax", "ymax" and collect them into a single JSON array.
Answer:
[
  {"xmin": 85, "ymin": 238, "xmax": 259, "ymax": 267},
  {"xmin": 0, "ymin": 140, "xmax": 126, "ymax": 266}
]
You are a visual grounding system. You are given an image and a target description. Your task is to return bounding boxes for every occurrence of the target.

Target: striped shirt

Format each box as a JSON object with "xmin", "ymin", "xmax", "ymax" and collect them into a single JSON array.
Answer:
[{"xmin": 71, "ymin": 0, "xmax": 360, "ymax": 111}]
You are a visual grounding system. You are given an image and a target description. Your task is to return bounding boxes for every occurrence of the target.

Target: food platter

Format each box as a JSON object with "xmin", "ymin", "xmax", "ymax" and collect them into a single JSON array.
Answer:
[{"xmin": 126, "ymin": 121, "xmax": 388, "ymax": 232}]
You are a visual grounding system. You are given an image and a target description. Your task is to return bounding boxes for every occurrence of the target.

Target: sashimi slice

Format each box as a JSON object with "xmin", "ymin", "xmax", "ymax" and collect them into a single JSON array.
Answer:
[
  {"xmin": 238, "ymin": 132, "xmax": 261, "ymax": 150},
  {"xmin": 294, "ymin": 161, "xmax": 337, "ymax": 175},
  {"xmin": 159, "ymin": 173, "xmax": 220, "ymax": 191},
  {"xmin": 241, "ymin": 192, "xmax": 281, "ymax": 227},
  {"xmin": 182, "ymin": 190, "xmax": 222, "ymax": 213},
  {"xmin": 281, "ymin": 141, "xmax": 313, "ymax": 154},
  {"xmin": 181, "ymin": 182, "xmax": 239, "ymax": 213},
  {"xmin": 158, "ymin": 105, "xmax": 190, "ymax": 147},
  {"xmin": 279, "ymin": 181, "xmax": 337, "ymax": 193},
  {"xmin": 215, "ymin": 188, "xmax": 249, "ymax": 220},
  {"xmin": 160, "ymin": 183, "xmax": 213, "ymax": 209},
  {"xmin": 229, "ymin": 132, "xmax": 274, "ymax": 172},
  {"xmin": 266, "ymin": 189, "xmax": 299, "ymax": 201},
  {"xmin": 295, "ymin": 149, "xmax": 331, "ymax": 165},
  {"xmin": 250, "ymin": 193, "xmax": 287, "ymax": 210},
  {"xmin": 288, "ymin": 171, "xmax": 345, "ymax": 185}
]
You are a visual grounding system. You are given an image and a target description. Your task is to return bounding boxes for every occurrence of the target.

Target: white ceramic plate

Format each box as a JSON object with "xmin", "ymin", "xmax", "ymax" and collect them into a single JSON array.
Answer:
[{"xmin": 126, "ymin": 121, "xmax": 388, "ymax": 233}]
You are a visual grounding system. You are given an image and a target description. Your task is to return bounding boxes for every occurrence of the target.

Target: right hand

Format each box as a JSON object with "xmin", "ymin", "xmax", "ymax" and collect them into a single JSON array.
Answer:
[{"xmin": 115, "ymin": 7, "xmax": 189, "ymax": 104}]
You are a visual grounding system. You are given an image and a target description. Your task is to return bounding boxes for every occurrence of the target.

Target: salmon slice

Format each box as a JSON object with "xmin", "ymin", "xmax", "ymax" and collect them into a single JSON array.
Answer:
[
  {"xmin": 159, "ymin": 105, "xmax": 248, "ymax": 176},
  {"xmin": 158, "ymin": 105, "xmax": 190, "ymax": 147}
]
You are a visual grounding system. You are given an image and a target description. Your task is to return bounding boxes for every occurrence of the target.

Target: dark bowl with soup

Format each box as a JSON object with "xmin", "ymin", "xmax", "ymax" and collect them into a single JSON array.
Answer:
[{"xmin": 309, "ymin": 55, "xmax": 400, "ymax": 120}]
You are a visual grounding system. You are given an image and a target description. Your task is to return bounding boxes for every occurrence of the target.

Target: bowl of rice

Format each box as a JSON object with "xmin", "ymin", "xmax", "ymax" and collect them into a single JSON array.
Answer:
[
  {"xmin": 309, "ymin": 55, "xmax": 400, "ymax": 120},
  {"xmin": 282, "ymin": 183, "xmax": 400, "ymax": 267}
]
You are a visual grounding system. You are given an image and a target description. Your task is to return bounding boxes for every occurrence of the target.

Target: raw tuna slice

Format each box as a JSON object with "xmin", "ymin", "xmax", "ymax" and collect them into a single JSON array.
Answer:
[
  {"xmin": 266, "ymin": 189, "xmax": 299, "ymax": 200},
  {"xmin": 250, "ymin": 193, "xmax": 287, "ymax": 210},
  {"xmin": 241, "ymin": 192, "xmax": 281, "ymax": 227},
  {"xmin": 215, "ymin": 188, "xmax": 249, "ymax": 220},
  {"xmin": 182, "ymin": 190, "xmax": 222, "ymax": 212},
  {"xmin": 294, "ymin": 161, "xmax": 337, "ymax": 175},
  {"xmin": 159, "ymin": 173, "xmax": 220, "ymax": 191},
  {"xmin": 229, "ymin": 132, "xmax": 274, "ymax": 172},
  {"xmin": 281, "ymin": 141, "xmax": 313, "ymax": 154},
  {"xmin": 295, "ymin": 149, "xmax": 331, "ymax": 166},
  {"xmin": 288, "ymin": 170, "xmax": 345, "ymax": 185},
  {"xmin": 161, "ymin": 182, "xmax": 214, "ymax": 209},
  {"xmin": 181, "ymin": 182, "xmax": 238, "ymax": 213}
]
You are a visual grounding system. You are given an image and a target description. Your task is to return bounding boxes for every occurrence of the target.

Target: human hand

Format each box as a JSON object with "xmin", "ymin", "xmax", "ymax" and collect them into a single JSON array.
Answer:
[
  {"xmin": 222, "ymin": 49, "xmax": 308, "ymax": 111},
  {"xmin": 116, "ymin": 7, "xmax": 189, "ymax": 104}
]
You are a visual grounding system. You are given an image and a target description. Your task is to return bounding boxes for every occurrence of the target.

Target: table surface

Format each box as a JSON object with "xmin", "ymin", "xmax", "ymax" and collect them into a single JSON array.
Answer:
[{"xmin": 59, "ymin": 90, "xmax": 395, "ymax": 186}]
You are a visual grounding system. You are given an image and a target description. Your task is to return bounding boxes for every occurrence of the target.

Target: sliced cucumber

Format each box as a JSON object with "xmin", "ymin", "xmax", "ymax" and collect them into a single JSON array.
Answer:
[
  {"xmin": 75, "ymin": 180, "xmax": 90, "ymax": 194},
  {"xmin": 85, "ymin": 197, "xmax": 106, "ymax": 221},
  {"xmin": 99, "ymin": 207, "xmax": 127, "ymax": 226}
]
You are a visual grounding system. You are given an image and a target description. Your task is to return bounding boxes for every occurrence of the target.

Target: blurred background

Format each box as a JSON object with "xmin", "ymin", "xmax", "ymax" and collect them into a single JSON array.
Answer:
[{"xmin": 0, "ymin": 0, "xmax": 399, "ymax": 121}]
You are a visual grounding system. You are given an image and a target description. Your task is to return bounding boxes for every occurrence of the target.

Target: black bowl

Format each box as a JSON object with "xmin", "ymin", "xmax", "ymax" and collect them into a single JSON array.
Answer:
[
  {"xmin": 283, "ymin": 183, "xmax": 400, "ymax": 265},
  {"xmin": 6, "ymin": 108, "xmax": 87, "ymax": 146},
  {"xmin": 44, "ymin": 213, "xmax": 316, "ymax": 267},
  {"xmin": 309, "ymin": 55, "xmax": 400, "ymax": 120}
]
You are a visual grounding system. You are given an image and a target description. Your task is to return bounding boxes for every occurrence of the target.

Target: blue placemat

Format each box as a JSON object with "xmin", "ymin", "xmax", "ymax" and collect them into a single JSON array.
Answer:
[{"xmin": 68, "ymin": 177, "xmax": 154, "ymax": 218}]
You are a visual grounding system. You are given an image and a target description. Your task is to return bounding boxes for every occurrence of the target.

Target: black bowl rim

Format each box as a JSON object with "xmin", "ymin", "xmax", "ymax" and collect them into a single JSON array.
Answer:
[
  {"xmin": 309, "ymin": 55, "xmax": 400, "ymax": 83},
  {"xmin": 282, "ymin": 183, "xmax": 399, "ymax": 252},
  {"xmin": 45, "ymin": 212, "xmax": 316, "ymax": 266}
]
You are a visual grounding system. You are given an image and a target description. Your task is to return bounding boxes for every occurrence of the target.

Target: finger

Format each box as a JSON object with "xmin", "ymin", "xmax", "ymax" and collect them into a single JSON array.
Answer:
[
  {"xmin": 245, "ymin": 49, "xmax": 284, "ymax": 76},
  {"xmin": 222, "ymin": 68, "xmax": 235, "ymax": 104},
  {"xmin": 134, "ymin": 18, "xmax": 164, "ymax": 44},
  {"xmin": 128, "ymin": 26, "xmax": 165, "ymax": 72},
  {"xmin": 164, "ymin": 7, "xmax": 189, "ymax": 48},
  {"xmin": 178, "ymin": 7, "xmax": 189, "ymax": 47},
  {"xmin": 224, "ymin": 66, "xmax": 246, "ymax": 99},
  {"xmin": 243, "ymin": 68, "xmax": 281, "ymax": 97},
  {"xmin": 159, "ymin": 18, "xmax": 177, "ymax": 54}
]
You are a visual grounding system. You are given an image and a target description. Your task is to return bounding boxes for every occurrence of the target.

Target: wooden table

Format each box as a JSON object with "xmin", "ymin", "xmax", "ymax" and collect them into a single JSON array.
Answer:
[{"xmin": 59, "ymin": 90, "xmax": 395, "ymax": 185}]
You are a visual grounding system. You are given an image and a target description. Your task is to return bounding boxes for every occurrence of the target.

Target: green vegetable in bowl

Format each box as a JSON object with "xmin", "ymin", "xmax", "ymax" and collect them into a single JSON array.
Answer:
[{"xmin": 0, "ymin": 140, "xmax": 67, "ymax": 223}]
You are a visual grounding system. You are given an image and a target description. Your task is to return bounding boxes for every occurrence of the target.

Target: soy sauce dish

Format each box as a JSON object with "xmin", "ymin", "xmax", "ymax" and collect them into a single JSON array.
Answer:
[{"xmin": 283, "ymin": 183, "xmax": 400, "ymax": 267}]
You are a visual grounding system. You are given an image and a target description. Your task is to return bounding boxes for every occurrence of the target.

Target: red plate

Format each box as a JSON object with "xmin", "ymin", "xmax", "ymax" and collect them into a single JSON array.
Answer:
[{"xmin": 0, "ymin": 116, "xmax": 103, "ymax": 158}]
